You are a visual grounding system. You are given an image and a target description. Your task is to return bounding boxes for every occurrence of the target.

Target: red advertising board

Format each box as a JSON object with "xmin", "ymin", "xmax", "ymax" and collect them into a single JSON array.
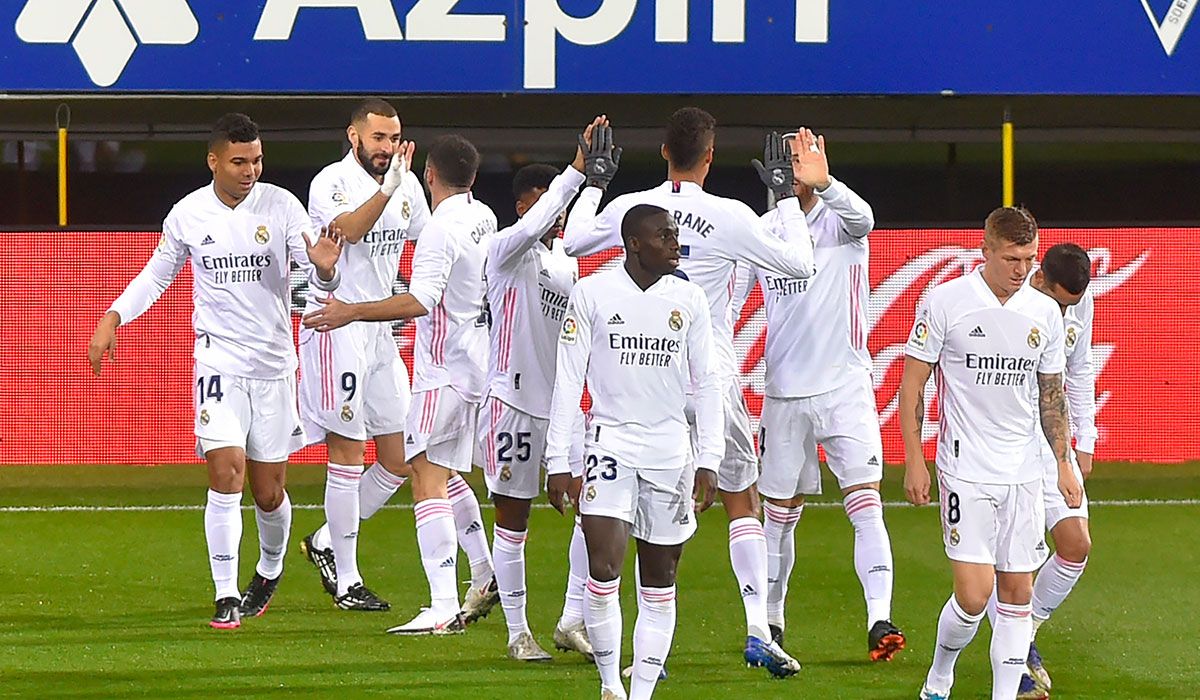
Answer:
[{"xmin": 4, "ymin": 229, "xmax": 1196, "ymax": 465}]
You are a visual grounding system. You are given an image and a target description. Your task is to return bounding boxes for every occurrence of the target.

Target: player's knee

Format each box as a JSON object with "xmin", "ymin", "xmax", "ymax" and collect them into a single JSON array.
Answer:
[
  {"xmin": 720, "ymin": 488, "xmax": 759, "ymax": 519},
  {"xmin": 493, "ymin": 495, "xmax": 531, "ymax": 531},
  {"xmin": 588, "ymin": 558, "xmax": 623, "ymax": 582},
  {"xmin": 995, "ymin": 574, "xmax": 1033, "ymax": 606},
  {"xmin": 1054, "ymin": 524, "xmax": 1092, "ymax": 562},
  {"xmin": 768, "ymin": 494, "xmax": 806, "ymax": 509},
  {"xmin": 253, "ymin": 488, "xmax": 285, "ymax": 512}
]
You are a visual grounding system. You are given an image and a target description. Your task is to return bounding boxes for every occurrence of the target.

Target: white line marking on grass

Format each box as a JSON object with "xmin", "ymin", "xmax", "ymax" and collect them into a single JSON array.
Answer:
[{"xmin": 0, "ymin": 499, "xmax": 1196, "ymax": 513}]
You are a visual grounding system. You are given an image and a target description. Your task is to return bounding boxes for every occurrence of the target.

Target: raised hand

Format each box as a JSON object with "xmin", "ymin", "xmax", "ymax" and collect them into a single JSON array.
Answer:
[
  {"xmin": 572, "ymin": 115, "xmax": 607, "ymax": 173},
  {"xmin": 795, "ymin": 127, "xmax": 831, "ymax": 190},
  {"xmin": 305, "ymin": 225, "xmax": 344, "ymax": 278},
  {"xmin": 380, "ymin": 141, "xmax": 415, "ymax": 197},
  {"xmin": 578, "ymin": 122, "xmax": 622, "ymax": 190},
  {"xmin": 752, "ymin": 131, "xmax": 795, "ymax": 200}
]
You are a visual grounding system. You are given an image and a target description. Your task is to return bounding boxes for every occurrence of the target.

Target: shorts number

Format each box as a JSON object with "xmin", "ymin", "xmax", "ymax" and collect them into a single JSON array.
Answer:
[
  {"xmin": 946, "ymin": 492, "xmax": 961, "ymax": 524},
  {"xmin": 585, "ymin": 454, "xmax": 618, "ymax": 482},
  {"xmin": 197, "ymin": 375, "xmax": 223, "ymax": 403},
  {"xmin": 341, "ymin": 372, "xmax": 357, "ymax": 402},
  {"xmin": 496, "ymin": 431, "xmax": 532, "ymax": 463}
]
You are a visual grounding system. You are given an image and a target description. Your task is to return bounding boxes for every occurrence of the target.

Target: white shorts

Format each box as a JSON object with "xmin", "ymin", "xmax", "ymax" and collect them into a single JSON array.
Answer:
[
  {"xmin": 298, "ymin": 323, "xmax": 411, "ymax": 443},
  {"xmin": 688, "ymin": 379, "xmax": 756, "ymax": 493},
  {"xmin": 937, "ymin": 472, "xmax": 1048, "ymax": 573},
  {"xmin": 477, "ymin": 397, "xmax": 548, "ymax": 500},
  {"xmin": 1041, "ymin": 449, "xmax": 1089, "ymax": 530},
  {"xmin": 193, "ymin": 362, "xmax": 304, "ymax": 463},
  {"xmin": 578, "ymin": 442, "xmax": 697, "ymax": 547},
  {"xmin": 405, "ymin": 386, "xmax": 478, "ymax": 472},
  {"xmin": 758, "ymin": 374, "xmax": 885, "ymax": 499}
]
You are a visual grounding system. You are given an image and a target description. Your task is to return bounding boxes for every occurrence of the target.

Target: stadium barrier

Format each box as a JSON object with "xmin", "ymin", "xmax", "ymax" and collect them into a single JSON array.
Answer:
[{"xmin": 8, "ymin": 228, "xmax": 1195, "ymax": 465}]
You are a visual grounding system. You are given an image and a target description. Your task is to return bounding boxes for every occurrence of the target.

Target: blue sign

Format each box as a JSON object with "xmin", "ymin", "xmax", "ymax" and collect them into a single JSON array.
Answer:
[{"xmin": 2, "ymin": 1, "xmax": 1199, "ymax": 94}]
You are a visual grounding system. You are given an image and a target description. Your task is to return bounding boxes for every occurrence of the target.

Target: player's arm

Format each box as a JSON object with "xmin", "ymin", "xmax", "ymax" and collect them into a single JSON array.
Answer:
[
  {"xmin": 686, "ymin": 288, "xmax": 723, "ymax": 513},
  {"xmin": 545, "ymin": 288, "xmax": 594, "ymax": 513},
  {"xmin": 561, "ymin": 121, "xmax": 622, "ymax": 257},
  {"xmin": 794, "ymin": 127, "xmax": 874, "ymax": 240},
  {"xmin": 325, "ymin": 143, "xmax": 415, "ymax": 244},
  {"xmin": 726, "ymin": 200, "xmax": 816, "ymax": 280},
  {"xmin": 1037, "ymin": 315, "xmax": 1083, "ymax": 506},
  {"xmin": 89, "ymin": 219, "xmax": 189, "ymax": 376},
  {"xmin": 899, "ymin": 299, "xmax": 945, "ymax": 505},
  {"xmin": 1065, "ymin": 299, "xmax": 1098, "ymax": 478}
]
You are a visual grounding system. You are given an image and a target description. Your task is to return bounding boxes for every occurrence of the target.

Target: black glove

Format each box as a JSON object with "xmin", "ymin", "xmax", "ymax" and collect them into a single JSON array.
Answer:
[
  {"xmin": 579, "ymin": 124, "xmax": 622, "ymax": 190},
  {"xmin": 751, "ymin": 131, "xmax": 795, "ymax": 201}
]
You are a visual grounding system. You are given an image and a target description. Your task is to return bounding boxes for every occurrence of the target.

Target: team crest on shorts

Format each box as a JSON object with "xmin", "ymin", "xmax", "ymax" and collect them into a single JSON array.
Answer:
[
  {"xmin": 1027, "ymin": 327, "xmax": 1041, "ymax": 349},
  {"xmin": 585, "ymin": 485, "xmax": 597, "ymax": 502},
  {"xmin": 255, "ymin": 226, "xmax": 270, "ymax": 245},
  {"xmin": 499, "ymin": 465, "xmax": 512, "ymax": 482},
  {"xmin": 949, "ymin": 527, "xmax": 960, "ymax": 546},
  {"xmin": 340, "ymin": 404, "xmax": 354, "ymax": 422},
  {"xmin": 1066, "ymin": 326, "xmax": 1077, "ymax": 348},
  {"xmin": 401, "ymin": 200, "xmax": 412, "ymax": 219},
  {"xmin": 668, "ymin": 310, "xmax": 683, "ymax": 331},
  {"xmin": 199, "ymin": 409, "xmax": 210, "ymax": 426}
]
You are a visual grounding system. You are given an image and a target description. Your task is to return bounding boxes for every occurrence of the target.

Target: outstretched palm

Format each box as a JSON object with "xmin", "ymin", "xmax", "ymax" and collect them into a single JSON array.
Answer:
[
  {"xmin": 795, "ymin": 128, "xmax": 830, "ymax": 189},
  {"xmin": 306, "ymin": 226, "xmax": 343, "ymax": 276}
]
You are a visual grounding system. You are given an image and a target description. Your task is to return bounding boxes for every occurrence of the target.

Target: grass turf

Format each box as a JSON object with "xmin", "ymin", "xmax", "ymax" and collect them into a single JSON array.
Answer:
[{"xmin": 0, "ymin": 463, "xmax": 1196, "ymax": 698}]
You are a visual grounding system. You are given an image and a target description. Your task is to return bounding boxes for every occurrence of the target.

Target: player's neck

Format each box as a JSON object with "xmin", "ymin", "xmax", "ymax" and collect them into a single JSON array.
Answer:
[
  {"xmin": 981, "ymin": 271, "xmax": 1017, "ymax": 305},
  {"xmin": 212, "ymin": 183, "xmax": 247, "ymax": 210},
  {"xmin": 354, "ymin": 155, "xmax": 384, "ymax": 185},
  {"xmin": 623, "ymin": 259, "xmax": 662, "ymax": 291},
  {"xmin": 666, "ymin": 167, "xmax": 707, "ymax": 187},
  {"xmin": 430, "ymin": 185, "xmax": 469, "ymax": 210}
]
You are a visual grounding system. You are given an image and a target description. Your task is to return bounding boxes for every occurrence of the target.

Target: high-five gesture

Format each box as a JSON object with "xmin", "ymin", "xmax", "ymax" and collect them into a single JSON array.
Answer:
[
  {"xmin": 571, "ymin": 115, "xmax": 607, "ymax": 174},
  {"xmin": 578, "ymin": 120, "xmax": 621, "ymax": 190},
  {"xmin": 305, "ymin": 225, "xmax": 344, "ymax": 280},
  {"xmin": 752, "ymin": 131, "xmax": 795, "ymax": 201},
  {"xmin": 794, "ymin": 127, "xmax": 831, "ymax": 191},
  {"xmin": 380, "ymin": 141, "xmax": 415, "ymax": 197}
]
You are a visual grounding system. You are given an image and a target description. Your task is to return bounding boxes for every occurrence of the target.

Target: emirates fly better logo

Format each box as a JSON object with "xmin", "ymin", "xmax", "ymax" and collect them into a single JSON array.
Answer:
[{"xmin": 16, "ymin": 0, "xmax": 198, "ymax": 87}]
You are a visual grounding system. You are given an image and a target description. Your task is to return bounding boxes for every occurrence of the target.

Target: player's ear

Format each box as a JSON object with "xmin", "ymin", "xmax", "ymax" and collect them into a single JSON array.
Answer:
[
  {"xmin": 206, "ymin": 151, "xmax": 218, "ymax": 174},
  {"xmin": 346, "ymin": 124, "xmax": 358, "ymax": 148},
  {"xmin": 515, "ymin": 200, "xmax": 528, "ymax": 218},
  {"xmin": 660, "ymin": 144, "xmax": 669, "ymax": 163}
]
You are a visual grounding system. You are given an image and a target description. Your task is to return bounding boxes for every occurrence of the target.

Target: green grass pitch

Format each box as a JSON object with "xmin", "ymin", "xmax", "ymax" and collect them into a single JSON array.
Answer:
[{"xmin": 0, "ymin": 463, "xmax": 1197, "ymax": 698}]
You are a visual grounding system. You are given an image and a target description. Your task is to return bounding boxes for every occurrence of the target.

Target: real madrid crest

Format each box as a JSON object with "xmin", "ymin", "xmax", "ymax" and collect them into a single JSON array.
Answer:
[
  {"xmin": 499, "ymin": 465, "xmax": 512, "ymax": 482},
  {"xmin": 340, "ymin": 404, "xmax": 354, "ymax": 422},
  {"xmin": 585, "ymin": 485, "xmax": 597, "ymax": 502},
  {"xmin": 401, "ymin": 200, "xmax": 412, "ymax": 220},
  {"xmin": 199, "ymin": 409, "xmax": 210, "ymax": 426},
  {"xmin": 1066, "ymin": 326, "xmax": 1077, "ymax": 349},
  {"xmin": 949, "ymin": 527, "xmax": 960, "ymax": 546},
  {"xmin": 255, "ymin": 225, "xmax": 270, "ymax": 244},
  {"xmin": 1027, "ymin": 327, "xmax": 1041, "ymax": 349},
  {"xmin": 668, "ymin": 309, "xmax": 683, "ymax": 331}
]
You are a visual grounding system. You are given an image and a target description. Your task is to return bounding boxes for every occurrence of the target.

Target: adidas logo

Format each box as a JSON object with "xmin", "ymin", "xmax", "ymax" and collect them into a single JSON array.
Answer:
[
  {"xmin": 539, "ymin": 268, "xmax": 552, "ymax": 278},
  {"xmin": 406, "ymin": 435, "xmax": 415, "ymax": 445},
  {"xmin": 741, "ymin": 584, "xmax": 757, "ymax": 598},
  {"xmin": 202, "ymin": 235, "xmax": 215, "ymax": 245},
  {"xmin": 465, "ymin": 521, "xmax": 482, "ymax": 535},
  {"xmin": 969, "ymin": 326, "xmax": 986, "ymax": 338},
  {"xmin": 608, "ymin": 313, "xmax": 624, "ymax": 325},
  {"xmin": 291, "ymin": 426, "xmax": 302, "ymax": 436},
  {"xmin": 867, "ymin": 455, "xmax": 880, "ymax": 466},
  {"xmin": 439, "ymin": 557, "xmax": 455, "ymax": 568}
]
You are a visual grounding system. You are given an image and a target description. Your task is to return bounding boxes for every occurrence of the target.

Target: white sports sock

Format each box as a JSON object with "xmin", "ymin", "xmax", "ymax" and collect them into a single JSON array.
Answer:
[
  {"xmin": 205, "ymin": 489, "xmax": 243, "ymax": 601},
  {"xmin": 926, "ymin": 595, "xmax": 984, "ymax": 695},
  {"xmin": 254, "ymin": 491, "xmax": 291, "ymax": 581},
  {"xmin": 359, "ymin": 461, "xmax": 406, "ymax": 520},
  {"xmin": 1032, "ymin": 553, "xmax": 1087, "ymax": 630},
  {"xmin": 991, "ymin": 602, "xmax": 1034, "ymax": 699},
  {"xmin": 728, "ymin": 516, "xmax": 771, "ymax": 640},
  {"xmin": 762, "ymin": 502, "xmax": 803, "ymax": 628},
  {"xmin": 312, "ymin": 523, "xmax": 332, "ymax": 552},
  {"xmin": 413, "ymin": 499, "xmax": 459, "ymax": 616},
  {"xmin": 447, "ymin": 475, "xmax": 494, "ymax": 588},
  {"xmin": 560, "ymin": 518, "xmax": 588, "ymax": 627},
  {"xmin": 325, "ymin": 463, "xmax": 363, "ymax": 595},
  {"xmin": 585, "ymin": 576, "xmax": 623, "ymax": 694},
  {"xmin": 844, "ymin": 489, "xmax": 894, "ymax": 627},
  {"xmin": 630, "ymin": 585, "xmax": 677, "ymax": 700},
  {"xmin": 493, "ymin": 525, "xmax": 530, "ymax": 642}
]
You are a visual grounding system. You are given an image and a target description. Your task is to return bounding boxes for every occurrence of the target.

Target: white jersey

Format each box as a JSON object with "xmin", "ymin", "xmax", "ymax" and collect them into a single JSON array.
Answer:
[
  {"xmin": 1032, "ymin": 282, "xmax": 1098, "ymax": 454},
  {"xmin": 109, "ymin": 182, "xmax": 338, "ymax": 379},
  {"xmin": 485, "ymin": 167, "xmax": 585, "ymax": 418},
  {"xmin": 304, "ymin": 150, "xmax": 430, "ymax": 307},
  {"xmin": 408, "ymin": 192, "xmax": 498, "ymax": 402},
  {"xmin": 754, "ymin": 177, "xmax": 876, "ymax": 398},
  {"xmin": 545, "ymin": 266, "xmax": 723, "ymax": 475},
  {"xmin": 906, "ymin": 268, "xmax": 1066, "ymax": 484},
  {"xmin": 564, "ymin": 181, "xmax": 816, "ymax": 382}
]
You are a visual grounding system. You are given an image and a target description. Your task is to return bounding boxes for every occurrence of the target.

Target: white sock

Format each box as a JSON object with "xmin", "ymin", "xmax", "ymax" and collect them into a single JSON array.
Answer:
[
  {"xmin": 360, "ymin": 461, "xmax": 406, "ymax": 520},
  {"xmin": 560, "ymin": 518, "xmax": 588, "ymax": 627},
  {"xmin": 585, "ymin": 576, "xmax": 623, "ymax": 694},
  {"xmin": 254, "ymin": 491, "xmax": 291, "ymax": 581},
  {"xmin": 728, "ymin": 516, "xmax": 771, "ymax": 640},
  {"xmin": 447, "ymin": 475, "xmax": 494, "ymax": 588},
  {"xmin": 844, "ymin": 489, "xmax": 894, "ymax": 627},
  {"xmin": 1032, "ymin": 553, "xmax": 1087, "ymax": 629},
  {"xmin": 493, "ymin": 525, "xmax": 530, "ymax": 642},
  {"xmin": 926, "ymin": 595, "xmax": 984, "ymax": 695},
  {"xmin": 325, "ymin": 463, "xmax": 363, "ymax": 595},
  {"xmin": 630, "ymin": 585, "xmax": 677, "ymax": 700},
  {"xmin": 414, "ymin": 499, "xmax": 459, "ymax": 616},
  {"xmin": 991, "ymin": 602, "xmax": 1034, "ymax": 699},
  {"xmin": 205, "ymin": 489, "xmax": 243, "ymax": 601},
  {"xmin": 762, "ymin": 502, "xmax": 803, "ymax": 628}
]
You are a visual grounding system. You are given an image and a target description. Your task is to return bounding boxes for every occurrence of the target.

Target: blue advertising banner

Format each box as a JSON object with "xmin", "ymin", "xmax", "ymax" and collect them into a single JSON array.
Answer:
[{"xmin": 1, "ymin": 1, "xmax": 1198, "ymax": 94}]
